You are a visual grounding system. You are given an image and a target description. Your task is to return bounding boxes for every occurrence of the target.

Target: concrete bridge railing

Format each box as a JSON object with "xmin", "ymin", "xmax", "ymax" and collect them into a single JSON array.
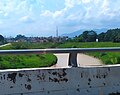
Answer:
[{"xmin": 0, "ymin": 47, "xmax": 120, "ymax": 95}]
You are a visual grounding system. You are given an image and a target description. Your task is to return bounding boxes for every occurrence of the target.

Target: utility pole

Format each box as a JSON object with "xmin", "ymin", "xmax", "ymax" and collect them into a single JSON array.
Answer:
[{"xmin": 56, "ymin": 26, "xmax": 58, "ymax": 37}]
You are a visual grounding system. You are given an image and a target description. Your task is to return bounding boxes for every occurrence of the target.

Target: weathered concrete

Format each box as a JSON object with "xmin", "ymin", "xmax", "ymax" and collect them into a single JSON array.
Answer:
[
  {"xmin": 54, "ymin": 53, "xmax": 102, "ymax": 67},
  {"xmin": 0, "ymin": 65, "xmax": 120, "ymax": 95}
]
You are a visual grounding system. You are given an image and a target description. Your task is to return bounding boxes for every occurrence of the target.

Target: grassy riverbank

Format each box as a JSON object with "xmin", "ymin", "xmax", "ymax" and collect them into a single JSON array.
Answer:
[
  {"xmin": 0, "ymin": 42, "xmax": 57, "ymax": 69},
  {"xmin": 0, "ymin": 54, "xmax": 57, "ymax": 69},
  {"xmin": 0, "ymin": 42, "xmax": 120, "ymax": 66},
  {"xmin": 58, "ymin": 42, "xmax": 120, "ymax": 65}
]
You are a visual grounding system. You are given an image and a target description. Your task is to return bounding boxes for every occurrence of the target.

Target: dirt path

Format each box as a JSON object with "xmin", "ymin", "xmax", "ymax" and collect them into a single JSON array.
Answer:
[
  {"xmin": 54, "ymin": 53, "xmax": 103, "ymax": 67},
  {"xmin": 0, "ymin": 43, "xmax": 11, "ymax": 47}
]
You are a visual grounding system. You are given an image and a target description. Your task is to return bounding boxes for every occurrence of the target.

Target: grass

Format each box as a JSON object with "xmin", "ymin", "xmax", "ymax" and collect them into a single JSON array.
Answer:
[
  {"xmin": 0, "ymin": 42, "xmax": 59, "ymax": 49},
  {"xmin": 0, "ymin": 54, "xmax": 57, "ymax": 69},
  {"xmin": 87, "ymin": 52, "xmax": 120, "ymax": 65},
  {"xmin": 0, "ymin": 42, "xmax": 58, "ymax": 69},
  {"xmin": 57, "ymin": 42, "xmax": 120, "ymax": 48},
  {"xmin": 57, "ymin": 42, "xmax": 120, "ymax": 65},
  {"xmin": 1, "ymin": 42, "xmax": 120, "ymax": 49},
  {"xmin": 0, "ymin": 42, "xmax": 120, "ymax": 66}
]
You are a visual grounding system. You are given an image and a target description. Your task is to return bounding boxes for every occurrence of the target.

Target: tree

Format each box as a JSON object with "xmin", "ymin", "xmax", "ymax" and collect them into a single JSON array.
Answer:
[
  {"xmin": 0, "ymin": 34, "xmax": 4, "ymax": 44},
  {"xmin": 0, "ymin": 35, "xmax": 4, "ymax": 41},
  {"xmin": 69, "ymin": 28, "xmax": 120, "ymax": 42},
  {"xmin": 82, "ymin": 30, "xmax": 97, "ymax": 42},
  {"xmin": 103, "ymin": 28, "xmax": 120, "ymax": 42},
  {"xmin": 98, "ymin": 32, "xmax": 105, "ymax": 42},
  {"xmin": 82, "ymin": 31, "xmax": 89, "ymax": 42},
  {"xmin": 15, "ymin": 34, "xmax": 27, "ymax": 42}
]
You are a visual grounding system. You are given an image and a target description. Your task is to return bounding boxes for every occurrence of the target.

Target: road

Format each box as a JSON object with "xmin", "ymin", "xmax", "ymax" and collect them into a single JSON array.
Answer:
[
  {"xmin": 54, "ymin": 53, "xmax": 103, "ymax": 67},
  {"xmin": 0, "ymin": 43, "xmax": 11, "ymax": 47}
]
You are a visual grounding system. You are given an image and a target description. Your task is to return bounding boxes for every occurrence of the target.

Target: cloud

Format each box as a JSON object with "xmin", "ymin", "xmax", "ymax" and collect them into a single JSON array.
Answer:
[
  {"xmin": 82, "ymin": 0, "xmax": 91, "ymax": 4},
  {"xmin": 0, "ymin": 0, "xmax": 120, "ymax": 37},
  {"xmin": 19, "ymin": 16, "xmax": 35, "ymax": 23},
  {"xmin": 65, "ymin": 0, "xmax": 75, "ymax": 8},
  {"xmin": 40, "ymin": 10, "xmax": 52, "ymax": 17}
]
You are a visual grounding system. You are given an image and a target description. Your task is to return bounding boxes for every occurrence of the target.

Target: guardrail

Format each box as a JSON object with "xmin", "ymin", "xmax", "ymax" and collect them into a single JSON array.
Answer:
[{"xmin": 0, "ymin": 47, "xmax": 120, "ymax": 67}]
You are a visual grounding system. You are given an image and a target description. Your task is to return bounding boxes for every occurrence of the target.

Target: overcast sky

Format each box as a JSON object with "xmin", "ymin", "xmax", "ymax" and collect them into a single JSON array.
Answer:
[{"xmin": 0, "ymin": 0, "xmax": 120, "ymax": 37}]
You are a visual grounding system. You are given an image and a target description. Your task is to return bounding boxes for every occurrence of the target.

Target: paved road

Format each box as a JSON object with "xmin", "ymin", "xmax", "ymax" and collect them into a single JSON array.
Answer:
[
  {"xmin": 54, "ymin": 53, "xmax": 103, "ymax": 67},
  {"xmin": 54, "ymin": 53, "xmax": 69, "ymax": 67}
]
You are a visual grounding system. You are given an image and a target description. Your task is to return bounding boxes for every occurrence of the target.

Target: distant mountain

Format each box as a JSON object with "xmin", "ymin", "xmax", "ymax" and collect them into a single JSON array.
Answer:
[{"xmin": 61, "ymin": 28, "xmax": 108, "ymax": 38}]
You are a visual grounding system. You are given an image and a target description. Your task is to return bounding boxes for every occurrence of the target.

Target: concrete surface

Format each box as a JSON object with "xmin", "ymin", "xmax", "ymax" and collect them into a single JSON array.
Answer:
[
  {"xmin": 54, "ymin": 53, "xmax": 103, "ymax": 67},
  {"xmin": 0, "ymin": 65, "xmax": 120, "ymax": 95}
]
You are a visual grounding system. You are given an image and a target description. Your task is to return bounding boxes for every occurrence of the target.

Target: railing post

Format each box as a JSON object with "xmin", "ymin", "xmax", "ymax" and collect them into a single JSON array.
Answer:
[{"xmin": 68, "ymin": 52, "xmax": 78, "ymax": 67}]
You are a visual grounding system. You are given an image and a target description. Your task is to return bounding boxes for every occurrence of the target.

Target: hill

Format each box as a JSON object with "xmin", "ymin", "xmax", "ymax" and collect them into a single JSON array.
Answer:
[{"xmin": 61, "ymin": 28, "xmax": 108, "ymax": 38}]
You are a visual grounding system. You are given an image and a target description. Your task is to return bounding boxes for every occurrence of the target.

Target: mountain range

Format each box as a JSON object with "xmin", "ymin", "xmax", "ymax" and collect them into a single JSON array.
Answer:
[{"xmin": 61, "ymin": 28, "xmax": 108, "ymax": 38}]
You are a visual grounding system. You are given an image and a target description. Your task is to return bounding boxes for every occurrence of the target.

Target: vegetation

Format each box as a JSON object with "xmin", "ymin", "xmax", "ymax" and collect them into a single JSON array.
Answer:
[
  {"xmin": 88, "ymin": 52, "xmax": 120, "ymax": 65},
  {"xmin": 0, "ymin": 28, "xmax": 120, "ymax": 69},
  {"xmin": 62, "ymin": 28, "xmax": 120, "ymax": 65},
  {"xmin": 0, "ymin": 54, "xmax": 57, "ymax": 69},
  {"xmin": 0, "ymin": 42, "xmax": 59, "ymax": 49},
  {"xmin": 0, "ymin": 42, "xmax": 58, "ymax": 69},
  {"xmin": 57, "ymin": 42, "xmax": 120, "ymax": 48},
  {"xmin": 0, "ymin": 34, "xmax": 5, "ymax": 45},
  {"xmin": 57, "ymin": 42, "xmax": 120, "ymax": 65},
  {"xmin": 1, "ymin": 42, "xmax": 120, "ymax": 65},
  {"xmin": 74, "ymin": 28, "xmax": 120, "ymax": 42}
]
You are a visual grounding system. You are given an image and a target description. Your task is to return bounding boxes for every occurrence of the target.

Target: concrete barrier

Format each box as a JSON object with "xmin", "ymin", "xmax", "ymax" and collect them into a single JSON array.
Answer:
[{"xmin": 0, "ymin": 65, "xmax": 120, "ymax": 95}]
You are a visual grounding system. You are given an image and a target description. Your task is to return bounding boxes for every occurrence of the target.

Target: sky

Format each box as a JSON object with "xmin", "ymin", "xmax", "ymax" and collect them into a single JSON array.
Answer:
[{"xmin": 0, "ymin": 0, "xmax": 120, "ymax": 37}]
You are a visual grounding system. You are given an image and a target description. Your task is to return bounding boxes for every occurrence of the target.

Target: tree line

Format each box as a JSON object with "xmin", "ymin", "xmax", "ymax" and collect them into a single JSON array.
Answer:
[{"xmin": 70, "ymin": 28, "xmax": 120, "ymax": 42}]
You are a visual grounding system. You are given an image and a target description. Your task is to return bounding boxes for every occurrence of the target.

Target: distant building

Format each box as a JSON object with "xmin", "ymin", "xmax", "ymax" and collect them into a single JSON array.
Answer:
[
  {"xmin": 6, "ymin": 36, "xmax": 68, "ymax": 43},
  {"xmin": 96, "ymin": 39, "xmax": 98, "ymax": 42}
]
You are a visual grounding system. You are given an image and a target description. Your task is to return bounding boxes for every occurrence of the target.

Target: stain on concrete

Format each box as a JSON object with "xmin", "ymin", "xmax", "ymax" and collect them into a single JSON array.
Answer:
[
  {"xmin": 37, "ymin": 73, "xmax": 45, "ymax": 81},
  {"xmin": 10, "ymin": 86, "xmax": 13, "ymax": 88},
  {"xmin": 76, "ymin": 88, "xmax": 80, "ymax": 92},
  {"xmin": 27, "ymin": 78, "xmax": 31, "ymax": 82},
  {"xmin": 109, "ymin": 92, "xmax": 120, "ymax": 95},
  {"xmin": 49, "ymin": 77, "xmax": 68, "ymax": 83},
  {"xmin": 19, "ymin": 73, "xmax": 24, "ymax": 77},
  {"xmin": 25, "ymin": 84, "xmax": 32, "ymax": 90},
  {"xmin": 7, "ymin": 73, "xmax": 17, "ymax": 83}
]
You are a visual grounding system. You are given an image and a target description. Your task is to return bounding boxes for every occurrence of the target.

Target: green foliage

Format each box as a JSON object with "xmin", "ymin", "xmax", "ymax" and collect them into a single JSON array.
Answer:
[
  {"xmin": 0, "ymin": 44, "xmax": 12, "ymax": 50},
  {"xmin": 88, "ymin": 52, "xmax": 120, "ymax": 65},
  {"xmin": 0, "ymin": 54, "xmax": 57, "ymax": 69},
  {"xmin": 70, "ymin": 28, "xmax": 120, "ymax": 42},
  {"xmin": 15, "ymin": 34, "xmax": 26, "ymax": 40},
  {"xmin": 0, "ymin": 42, "xmax": 61, "ymax": 50},
  {"xmin": 98, "ymin": 32, "xmax": 105, "ymax": 42},
  {"xmin": 1, "ymin": 41, "xmax": 120, "ymax": 65},
  {"xmin": 11, "ymin": 42, "xmax": 60, "ymax": 49},
  {"xmin": 57, "ymin": 42, "xmax": 120, "ymax": 48},
  {"xmin": 57, "ymin": 42, "xmax": 120, "ymax": 65},
  {"xmin": 0, "ymin": 42, "xmax": 58, "ymax": 69},
  {"xmin": 0, "ymin": 34, "xmax": 5, "ymax": 44},
  {"xmin": 82, "ymin": 30, "xmax": 97, "ymax": 42},
  {"xmin": 0, "ymin": 35, "xmax": 4, "ymax": 41},
  {"xmin": 73, "ymin": 30, "xmax": 97, "ymax": 42}
]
